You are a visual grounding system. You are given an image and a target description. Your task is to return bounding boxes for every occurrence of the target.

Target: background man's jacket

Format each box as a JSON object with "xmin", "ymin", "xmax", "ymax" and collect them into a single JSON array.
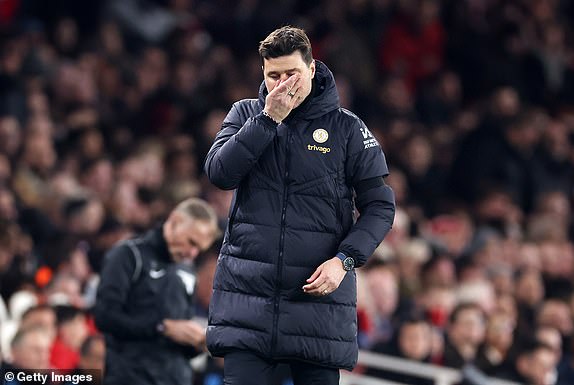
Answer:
[
  {"xmin": 205, "ymin": 61, "xmax": 395, "ymax": 370},
  {"xmin": 94, "ymin": 228, "xmax": 199, "ymax": 385}
]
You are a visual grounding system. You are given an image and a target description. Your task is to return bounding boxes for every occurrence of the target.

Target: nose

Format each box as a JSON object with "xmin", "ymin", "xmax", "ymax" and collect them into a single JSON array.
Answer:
[{"xmin": 279, "ymin": 73, "xmax": 290, "ymax": 82}]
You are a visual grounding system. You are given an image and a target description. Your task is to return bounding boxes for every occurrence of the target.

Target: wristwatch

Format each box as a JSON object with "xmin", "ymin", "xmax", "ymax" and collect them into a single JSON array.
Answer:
[{"xmin": 336, "ymin": 252, "xmax": 355, "ymax": 271}]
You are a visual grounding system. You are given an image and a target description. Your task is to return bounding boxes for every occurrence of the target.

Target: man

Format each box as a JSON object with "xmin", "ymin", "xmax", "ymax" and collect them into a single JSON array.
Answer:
[
  {"xmin": 9, "ymin": 326, "xmax": 53, "ymax": 370},
  {"xmin": 443, "ymin": 303, "xmax": 486, "ymax": 369},
  {"xmin": 1, "ymin": 326, "xmax": 54, "ymax": 385},
  {"xmin": 362, "ymin": 263, "xmax": 400, "ymax": 348},
  {"xmin": 19, "ymin": 304, "xmax": 57, "ymax": 342},
  {"xmin": 367, "ymin": 313, "xmax": 434, "ymax": 385},
  {"xmin": 495, "ymin": 339, "xmax": 557, "ymax": 385},
  {"xmin": 64, "ymin": 335, "xmax": 106, "ymax": 385},
  {"xmin": 205, "ymin": 26, "xmax": 395, "ymax": 385},
  {"xmin": 49, "ymin": 305, "xmax": 89, "ymax": 372},
  {"xmin": 94, "ymin": 198, "xmax": 220, "ymax": 385}
]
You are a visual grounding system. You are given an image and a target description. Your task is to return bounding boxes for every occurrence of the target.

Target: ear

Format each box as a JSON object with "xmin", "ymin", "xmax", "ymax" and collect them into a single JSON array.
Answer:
[{"xmin": 310, "ymin": 59, "xmax": 316, "ymax": 79}]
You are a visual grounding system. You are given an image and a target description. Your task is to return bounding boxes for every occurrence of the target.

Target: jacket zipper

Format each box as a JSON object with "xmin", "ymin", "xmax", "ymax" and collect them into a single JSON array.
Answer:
[
  {"xmin": 271, "ymin": 127, "xmax": 291, "ymax": 356},
  {"xmin": 332, "ymin": 175, "xmax": 343, "ymax": 235},
  {"xmin": 226, "ymin": 189, "xmax": 241, "ymax": 235}
]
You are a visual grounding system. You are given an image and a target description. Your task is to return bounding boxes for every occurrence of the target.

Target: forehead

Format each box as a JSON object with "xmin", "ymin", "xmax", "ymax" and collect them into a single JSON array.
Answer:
[
  {"xmin": 263, "ymin": 51, "xmax": 308, "ymax": 73},
  {"xmin": 457, "ymin": 308, "xmax": 482, "ymax": 321},
  {"xmin": 402, "ymin": 322, "xmax": 428, "ymax": 333}
]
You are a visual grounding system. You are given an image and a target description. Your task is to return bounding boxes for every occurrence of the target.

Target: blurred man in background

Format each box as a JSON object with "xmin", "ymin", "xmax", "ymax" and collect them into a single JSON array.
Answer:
[{"xmin": 95, "ymin": 198, "xmax": 219, "ymax": 385}]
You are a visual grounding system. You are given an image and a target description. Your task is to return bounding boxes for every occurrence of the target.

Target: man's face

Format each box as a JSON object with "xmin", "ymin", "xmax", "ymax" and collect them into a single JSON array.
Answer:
[
  {"xmin": 399, "ymin": 322, "xmax": 431, "ymax": 360},
  {"xmin": 12, "ymin": 330, "xmax": 52, "ymax": 369},
  {"xmin": 520, "ymin": 349, "xmax": 556, "ymax": 385},
  {"xmin": 166, "ymin": 214, "xmax": 215, "ymax": 263},
  {"xmin": 263, "ymin": 51, "xmax": 315, "ymax": 108},
  {"xmin": 450, "ymin": 308, "xmax": 486, "ymax": 347}
]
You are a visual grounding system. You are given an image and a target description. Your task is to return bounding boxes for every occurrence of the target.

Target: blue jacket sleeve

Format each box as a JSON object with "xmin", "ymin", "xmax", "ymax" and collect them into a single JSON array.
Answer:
[
  {"xmin": 338, "ymin": 120, "xmax": 395, "ymax": 267},
  {"xmin": 94, "ymin": 244, "xmax": 161, "ymax": 340},
  {"xmin": 204, "ymin": 102, "xmax": 278, "ymax": 190}
]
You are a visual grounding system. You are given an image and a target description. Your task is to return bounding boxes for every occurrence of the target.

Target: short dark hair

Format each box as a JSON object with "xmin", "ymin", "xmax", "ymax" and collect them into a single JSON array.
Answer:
[
  {"xmin": 516, "ymin": 337, "xmax": 554, "ymax": 358},
  {"xmin": 449, "ymin": 302, "xmax": 484, "ymax": 325},
  {"xmin": 259, "ymin": 26, "xmax": 313, "ymax": 65},
  {"xmin": 54, "ymin": 304, "xmax": 85, "ymax": 327}
]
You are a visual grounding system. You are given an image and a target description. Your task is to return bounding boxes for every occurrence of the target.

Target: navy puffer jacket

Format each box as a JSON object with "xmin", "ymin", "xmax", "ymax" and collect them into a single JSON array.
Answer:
[{"xmin": 205, "ymin": 61, "xmax": 395, "ymax": 370}]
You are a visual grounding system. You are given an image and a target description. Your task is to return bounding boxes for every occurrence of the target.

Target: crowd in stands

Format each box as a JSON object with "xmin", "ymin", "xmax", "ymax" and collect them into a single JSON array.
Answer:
[{"xmin": 0, "ymin": 0, "xmax": 573, "ymax": 384}]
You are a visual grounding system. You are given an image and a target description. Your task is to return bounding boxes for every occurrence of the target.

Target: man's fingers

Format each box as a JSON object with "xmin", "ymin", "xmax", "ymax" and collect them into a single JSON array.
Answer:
[
  {"xmin": 288, "ymin": 85, "xmax": 302, "ymax": 106},
  {"xmin": 303, "ymin": 269, "xmax": 325, "ymax": 291},
  {"xmin": 289, "ymin": 82, "xmax": 302, "ymax": 96},
  {"xmin": 305, "ymin": 266, "xmax": 322, "ymax": 283},
  {"xmin": 273, "ymin": 74, "xmax": 300, "ymax": 95},
  {"xmin": 302, "ymin": 276, "xmax": 323, "ymax": 291},
  {"xmin": 305, "ymin": 283, "xmax": 331, "ymax": 296}
]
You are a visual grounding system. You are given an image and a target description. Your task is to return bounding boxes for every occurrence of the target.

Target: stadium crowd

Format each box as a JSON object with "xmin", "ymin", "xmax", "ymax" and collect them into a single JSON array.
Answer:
[{"xmin": 0, "ymin": 0, "xmax": 573, "ymax": 384}]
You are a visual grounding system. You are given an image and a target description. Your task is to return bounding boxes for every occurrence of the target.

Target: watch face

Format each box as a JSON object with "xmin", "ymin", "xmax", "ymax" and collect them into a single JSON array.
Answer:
[{"xmin": 343, "ymin": 256, "xmax": 355, "ymax": 271}]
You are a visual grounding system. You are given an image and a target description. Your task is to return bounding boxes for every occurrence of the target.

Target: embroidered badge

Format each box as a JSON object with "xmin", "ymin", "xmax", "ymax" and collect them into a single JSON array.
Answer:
[{"xmin": 312, "ymin": 128, "xmax": 329, "ymax": 143}]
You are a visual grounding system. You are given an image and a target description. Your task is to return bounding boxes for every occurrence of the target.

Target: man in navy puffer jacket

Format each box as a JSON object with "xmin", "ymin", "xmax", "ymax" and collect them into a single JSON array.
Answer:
[{"xmin": 205, "ymin": 26, "xmax": 395, "ymax": 385}]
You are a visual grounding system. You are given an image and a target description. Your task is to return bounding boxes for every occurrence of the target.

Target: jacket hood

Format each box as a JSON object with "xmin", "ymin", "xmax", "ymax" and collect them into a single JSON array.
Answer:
[{"xmin": 258, "ymin": 60, "xmax": 340, "ymax": 120}]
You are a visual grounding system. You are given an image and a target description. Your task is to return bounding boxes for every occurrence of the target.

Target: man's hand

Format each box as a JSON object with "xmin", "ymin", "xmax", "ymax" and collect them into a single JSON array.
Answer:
[
  {"xmin": 264, "ymin": 74, "xmax": 302, "ymax": 123},
  {"xmin": 161, "ymin": 319, "xmax": 206, "ymax": 350},
  {"xmin": 302, "ymin": 257, "xmax": 346, "ymax": 296}
]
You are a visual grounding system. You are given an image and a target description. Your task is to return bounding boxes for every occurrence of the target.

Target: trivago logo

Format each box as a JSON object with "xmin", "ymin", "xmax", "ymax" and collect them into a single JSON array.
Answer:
[{"xmin": 307, "ymin": 144, "xmax": 331, "ymax": 154}]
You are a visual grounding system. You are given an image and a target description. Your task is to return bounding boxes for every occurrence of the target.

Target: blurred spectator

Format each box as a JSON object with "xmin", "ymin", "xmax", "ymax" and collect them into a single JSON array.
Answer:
[
  {"xmin": 495, "ymin": 339, "xmax": 557, "ymax": 385},
  {"xmin": 19, "ymin": 304, "xmax": 57, "ymax": 343},
  {"xmin": 475, "ymin": 310, "xmax": 516, "ymax": 376},
  {"xmin": 45, "ymin": 273, "xmax": 85, "ymax": 308},
  {"xmin": 379, "ymin": 0, "xmax": 445, "ymax": 92},
  {"xmin": 0, "ymin": 115, "xmax": 21, "ymax": 159},
  {"xmin": 536, "ymin": 326, "xmax": 563, "ymax": 372},
  {"xmin": 421, "ymin": 254, "xmax": 457, "ymax": 289},
  {"xmin": 8, "ymin": 326, "xmax": 52, "ymax": 369},
  {"xmin": 515, "ymin": 268, "xmax": 545, "ymax": 339},
  {"xmin": 49, "ymin": 305, "xmax": 89, "ymax": 372},
  {"xmin": 61, "ymin": 196, "xmax": 105, "ymax": 237},
  {"xmin": 536, "ymin": 299, "xmax": 574, "ymax": 348},
  {"xmin": 367, "ymin": 312, "xmax": 434, "ymax": 385},
  {"xmin": 442, "ymin": 303, "xmax": 486, "ymax": 368},
  {"xmin": 66, "ymin": 334, "xmax": 105, "ymax": 384},
  {"xmin": 361, "ymin": 263, "xmax": 401, "ymax": 348}
]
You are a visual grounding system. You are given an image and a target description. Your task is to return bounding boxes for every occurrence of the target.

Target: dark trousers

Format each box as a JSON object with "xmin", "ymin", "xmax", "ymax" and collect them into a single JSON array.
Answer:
[{"xmin": 223, "ymin": 350, "xmax": 340, "ymax": 385}]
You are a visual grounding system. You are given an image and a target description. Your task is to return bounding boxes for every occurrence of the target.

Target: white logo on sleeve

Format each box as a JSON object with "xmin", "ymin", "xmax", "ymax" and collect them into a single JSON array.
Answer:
[
  {"xmin": 313, "ymin": 128, "xmax": 329, "ymax": 143},
  {"xmin": 177, "ymin": 270, "xmax": 196, "ymax": 295},
  {"xmin": 359, "ymin": 126, "xmax": 379, "ymax": 149},
  {"xmin": 149, "ymin": 269, "xmax": 166, "ymax": 279},
  {"xmin": 360, "ymin": 127, "xmax": 373, "ymax": 139}
]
